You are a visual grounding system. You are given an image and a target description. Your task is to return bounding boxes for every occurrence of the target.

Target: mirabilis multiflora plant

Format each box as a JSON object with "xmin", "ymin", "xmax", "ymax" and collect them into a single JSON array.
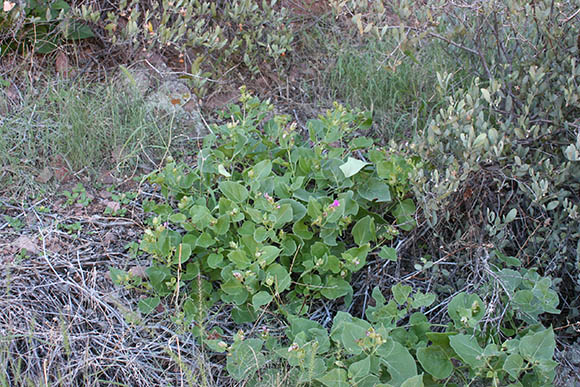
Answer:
[
  {"xmin": 110, "ymin": 88, "xmax": 562, "ymax": 385},
  {"xmin": 139, "ymin": 87, "xmax": 419, "ymax": 322}
]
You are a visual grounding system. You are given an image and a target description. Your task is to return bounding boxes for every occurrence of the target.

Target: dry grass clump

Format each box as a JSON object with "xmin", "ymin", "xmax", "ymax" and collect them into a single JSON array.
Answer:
[{"xmin": 0, "ymin": 195, "xmax": 218, "ymax": 386}]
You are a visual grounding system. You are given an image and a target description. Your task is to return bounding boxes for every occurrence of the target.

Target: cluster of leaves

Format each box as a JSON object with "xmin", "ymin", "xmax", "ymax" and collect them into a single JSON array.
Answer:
[
  {"xmin": 3, "ymin": 0, "xmax": 294, "ymax": 94},
  {"xmin": 61, "ymin": 182, "xmax": 92, "ymax": 206},
  {"xmin": 217, "ymin": 285, "xmax": 557, "ymax": 386},
  {"xmin": 107, "ymin": 88, "xmax": 562, "ymax": 385},
  {"xmin": 1, "ymin": 0, "xmax": 95, "ymax": 54},
  {"xmin": 138, "ymin": 87, "xmax": 419, "ymax": 323},
  {"xmin": 74, "ymin": 0, "xmax": 293, "ymax": 92},
  {"xmin": 340, "ymin": 0, "xmax": 580, "ymax": 335}
]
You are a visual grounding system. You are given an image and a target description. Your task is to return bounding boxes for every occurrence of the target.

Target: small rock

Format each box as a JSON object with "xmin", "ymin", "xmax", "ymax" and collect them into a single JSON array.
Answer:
[
  {"xmin": 13, "ymin": 235, "xmax": 40, "ymax": 255},
  {"xmin": 129, "ymin": 266, "xmax": 147, "ymax": 279},
  {"xmin": 35, "ymin": 166, "xmax": 53, "ymax": 184},
  {"xmin": 55, "ymin": 51, "xmax": 70, "ymax": 78},
  {"xmin": 103, "ymin": 200, "xmax": 121, "ymax": 212}
]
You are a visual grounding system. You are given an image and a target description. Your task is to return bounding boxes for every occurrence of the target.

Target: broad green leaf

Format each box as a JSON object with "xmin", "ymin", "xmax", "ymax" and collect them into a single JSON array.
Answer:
[
  {"xmin": 483, "ymin": 343, "xmax": 501, "ymax": 357},
  {"xmin": 348, "ymin": 355, "xmax": 371, "ymax": 380},
  {"xmin": 251, "ymin": 159, "xmax": 272, "ymax": 180},
  {"xmin": 278, "ymin": 198, "xmax": 307, "ymax": 222},
  {"xmin": 536, "ymin": 358, "xmax": 557, "ymax": 375},
  {"xmin": 174, "ymin": 243, "xmax": 192, "ymax": 264},
  {"xmin": 393, "ymin": 199, "xmax": 416, "ymax": 231},
  {"xmin": 215, "ymin": 215, "xmax": 230, "ymax": 235},
  {"xmin": 447, "ymin": 292, "xmax": 485, "ymax": 328},
  {"xmin": 503, "ymin": 353, "xmax": 524, "ymax": 379},
  {"xmin": 425, "ymin": 332, "xmax": 455, "ymax": 348},
  {"xmin": 266, "ymin": 264, "xmax": 291, "ymax": 293},
  {"xmin": 138, "ymin": 296, "xmax": 160, "ymax": 314},
  {"xmin": 228, "ymin": 250, "xmax": 250, "ymax": 269},
  {"xmin": 358, "ymin": 178, "xmax": 392, "ymax": 202},
  {"xmin": 146, "ymin": 265, "xmax": 172, "ymax": 296},
  {"xmin": 169, "ymin": 213, "xmax": 187, "ymax": 223},
  {"xmin": 196, "ymin": 232, "xmax": 215, "ymax": 248},
  {"xmin": 352, "ymin": 374, "xmax": 380, "ymax": 387},
  {"xmin": 411, "ymin": 292, "xmax": 436, "ymax": 308},
  {"xmin": 371, "ymin": 286, "xmax": 386, "ymax": 306},
  {"xmin": 417, "ymin": 346, "xmax": 453, "ymax": 379},
  {"xmin": 109, "ymin": 267, "xmax": 128, "ymax": 285},
  {"xmin": 342, "ymin": 245, "xmax": 370, "ymax": 271},
  {"xmin": 293, "ymin": 220, "xmax": 313, "ymax": 240},
  {"xmin": 473, "ymin": 132, "xmax": 488, "ymax": 149},
  {"xmin": 319, "ymin": 225, "xmax": 338, "ymax": 246},
  {"xmin": 219, "ymin": 181, "xmax": 249, "ymax": 203},
  {"xmin": 352, "ymin": 215, "xmax": 376, "ymax": 246},
  {"xmin": 311, "ymin": 242, "xmax": 329, "ymax": 259},
  {"xmin": 281, "ymin": 237, "xmax": 297, "ymax": 256},
  {"xmin": 310, "ymin": 328, "xmax": 331, "ymax": 354},
  {"xmin": 64, "ymin": 22, "xmax": 95, "ymax": 40},
  {"xmin": 326, "ymin": 198, "xmax": 346, "ymax": 224},
  {"xmin": 273, "ymin": 203, "xmax": 293, "ymax": 228},
  {"xmin": 205, "ymin": 339, "xmax": 227, "ymax": 353},
  {"xmin": 339, "ymin": 157, "xmax": 370, "ymax": 178},
  {"xmin": 221, "ymin": 281, "xmax": 248, "ymax": 305},
  {"xmin": 392, "ymin": 283, "xmax": 412, "ymax": 305},
  {"xmin": 519, "ymin": 328, "xmax": 555, "ymax": 362},
  {"xmin": 400, "ymin": 374, "xmax": 424, "ymax": 387},
  {"xmin": 497, "ymin": 269, "xmax": 522, "ymax": 294},
  {"xmin": 350, "ymin": 136, "xmax": 374, "ymax": 149},
  {"xmin": 189, "ymin": 205, "xmax": 213, "ymax": 229},
  {"xmin": 504, "ymin": 208, "xmax": 517, "ymax": 223},
  {"xmin": 231, "ymin": 304, "xmax": 257, "ymax": 323},
  {"xmin": 340, "ymin": 321, "xmax": 368, "ymax": 355},
  {"xmin": 252, "ymin": 291, "xmax": 273, "ymax": 310},
  {"xmin": 226, "ymin": 339, "xmax": 265, "ymax": 380},
  {"xmin": 317, "ymin": 368, "xmax": 349, "ymax": 387},
  {"xmin": 260, "ymin": 246, "xmax": 280, "ymax": 265},
  {"xmin": 449, "ymin": 334, "xmax": 485, "ymax": 369},
  {"xmin": 245, "ymin": 208, "xmax": 262, "ymax": 223},
  {"xmin": 481, "ymin": 88, "xmax": 491, "ymax": 103},
  {"xmin": 564, "ymin": 144, "xmax": 580, "ymax": 161},
  {"xmin": 297, "ymin": 357, "xmax": 327, "ymax": 383},
  {"xmin": 377, "ymin": 340, "xmax": 417, "ymax": 386},
  {"xmin": 221, "ymin": 279, "xmax": 246, "ymax": 295},
  {"xmin": 307, "ymin": 197, "xmax": 322, "ymax": 218},
  {"xmin": 253, "ymin": 227, "xmax": 268, "ymax": 243},
  {"xmin": 379, "ymin": 246, "xmax": 397, "ymax": 261},
  {"xmin": 321, "ymin": 277, "xmax": 352, "ymax": 300},
  {"xmin": 218, "ymin": 164, "xmax": 231, "ymax": 177},
  {"xmin": 287, "ymin": 315, "xmax": 324, "ymax": 338},
  {"xmin": 495, "ymin": 250, "xmax": 521, "ymax": 267},
  {"xmin": 207, "ymin": 253, "xmax": 223, "ymax": 269}
]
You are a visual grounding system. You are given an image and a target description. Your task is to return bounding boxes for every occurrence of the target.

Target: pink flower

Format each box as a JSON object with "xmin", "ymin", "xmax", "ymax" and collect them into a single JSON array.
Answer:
[
  {"xmin": 264, "ymin": 193, "xmax": 271, "ymax": 200},
  {"xmin": 331, "ymin": 200, "xmax": 340, "ymax": 208}
]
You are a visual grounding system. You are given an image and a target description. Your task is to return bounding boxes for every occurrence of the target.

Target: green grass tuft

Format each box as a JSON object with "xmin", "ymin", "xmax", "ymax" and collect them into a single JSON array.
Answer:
[
  {"xmin": 325, "ymin": 38, "xmax": 473, "ymax": 140},
  {"xmin": 0, "ymin": 79, "xmax": 187, "ymax": 197}
]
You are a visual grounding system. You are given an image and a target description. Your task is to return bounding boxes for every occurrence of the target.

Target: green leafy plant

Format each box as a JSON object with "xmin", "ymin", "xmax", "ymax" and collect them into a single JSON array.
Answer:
[
  {"xmin": 58, "ymin": 221, "xmax": 82, "ymax": 235},
  {"xmin": 1, "ymin": 0, "xmax": 95, "ymax": 54},
  {"xmin": 137, "ymin": 88, "xmax": 419, "ymax": 323},
  {"xmin": 104, "ymin": 191, "xmax": 137, "ymax": 216},
  {"xmin": 334, "ymin": 0, "xmax": 579, "ymax": 348},
  {"xmin": 214, "ymin": 284, "xmax": 558, "ymax": 386},
  {"xmin": 120, "ymin": 89, "xmax": 559, "ymax": 385},
  {"xmin": 62, "ymin": 183, "xmax": 92, "ymax": 207},
  {"xmin": 72, "ymin": 0, "xmax": 294, "ymax": 95},
  {"xmin": 3, "ymin": 215, "xmax": 24, "ymax": 231}
]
